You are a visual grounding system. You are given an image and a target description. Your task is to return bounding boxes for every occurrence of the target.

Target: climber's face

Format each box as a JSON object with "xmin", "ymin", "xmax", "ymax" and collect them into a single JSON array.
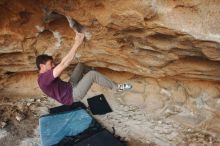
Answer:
[
  {"xmin": 40, "ymin": 60, "xmax": 55, "ymax": 72},
  {"xmin": 45, "ymin": 60, "xmax": 55, "ymax": 70}
]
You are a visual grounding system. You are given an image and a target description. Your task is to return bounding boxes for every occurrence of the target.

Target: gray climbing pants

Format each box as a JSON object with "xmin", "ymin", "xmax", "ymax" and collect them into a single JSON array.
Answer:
[{"xmin": 69, "ymin": 63, "xmax": 118, "ymax": 101}]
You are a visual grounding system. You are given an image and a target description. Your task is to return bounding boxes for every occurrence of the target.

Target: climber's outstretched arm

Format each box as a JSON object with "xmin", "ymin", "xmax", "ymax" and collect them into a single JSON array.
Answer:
[{"xmin": 53, "ymin": 31, "xmax": 84, "ymax": 78}]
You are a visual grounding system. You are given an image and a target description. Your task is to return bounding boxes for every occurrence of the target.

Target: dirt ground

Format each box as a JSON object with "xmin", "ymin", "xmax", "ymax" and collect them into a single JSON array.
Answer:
[{"xmin": 0, "ymin": 97, "xmax": 38, "ymax": 146}]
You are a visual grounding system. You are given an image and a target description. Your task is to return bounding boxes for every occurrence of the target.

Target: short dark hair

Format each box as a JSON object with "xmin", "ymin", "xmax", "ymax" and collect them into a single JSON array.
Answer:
[{"xmin": 36, "ymin": 54, "xmax": 53, "ymax": 70}]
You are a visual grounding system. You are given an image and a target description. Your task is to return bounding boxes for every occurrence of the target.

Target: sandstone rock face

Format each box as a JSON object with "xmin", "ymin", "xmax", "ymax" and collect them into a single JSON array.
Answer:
[
  {"xmin": 0, "ymin": 0, "xmax": 219, "ymax": 81},
  {"xmin": 0, "ymin": 0, "xmax": 220, "ymax": 145}
]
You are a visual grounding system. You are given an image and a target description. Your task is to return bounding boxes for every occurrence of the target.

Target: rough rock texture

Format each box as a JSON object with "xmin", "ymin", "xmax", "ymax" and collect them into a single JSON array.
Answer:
[
  {"xmin": 0, "ymin": 0, "xmax": 220, "ymax": 80},
  {"xmin": 0, "ymin": 0, "xmax": 220, "ymax": 145}
]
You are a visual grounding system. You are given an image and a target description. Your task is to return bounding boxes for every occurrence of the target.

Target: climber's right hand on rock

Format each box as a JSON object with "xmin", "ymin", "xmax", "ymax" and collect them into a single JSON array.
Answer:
[{"xmin": 74, "ymin": 31, "xmax": 84, "ymax": 47}]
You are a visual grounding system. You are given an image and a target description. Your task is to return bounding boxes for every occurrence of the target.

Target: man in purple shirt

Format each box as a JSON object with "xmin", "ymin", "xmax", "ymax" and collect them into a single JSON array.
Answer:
[{"xmin": 36, "ymin": 31, "xmax": 132, "ymax": 105}]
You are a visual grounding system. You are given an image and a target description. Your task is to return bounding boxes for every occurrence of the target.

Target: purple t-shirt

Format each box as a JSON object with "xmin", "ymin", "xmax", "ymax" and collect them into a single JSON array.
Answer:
[{"xmin": 38, "ymin": 69, "xmax": 73, "ymax": 105}]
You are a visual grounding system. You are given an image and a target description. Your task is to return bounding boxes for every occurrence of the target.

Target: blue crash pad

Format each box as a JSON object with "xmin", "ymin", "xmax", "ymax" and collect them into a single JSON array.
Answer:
[{"xmin": 39, "ymin": 109, "xmax": 92, "ymax": 146}]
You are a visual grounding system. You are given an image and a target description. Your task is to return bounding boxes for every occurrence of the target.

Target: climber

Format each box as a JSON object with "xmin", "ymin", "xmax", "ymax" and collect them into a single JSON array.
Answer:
[{"xmin": 36, "ymin": 30, "xmax": 132, "ymax": 105}]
